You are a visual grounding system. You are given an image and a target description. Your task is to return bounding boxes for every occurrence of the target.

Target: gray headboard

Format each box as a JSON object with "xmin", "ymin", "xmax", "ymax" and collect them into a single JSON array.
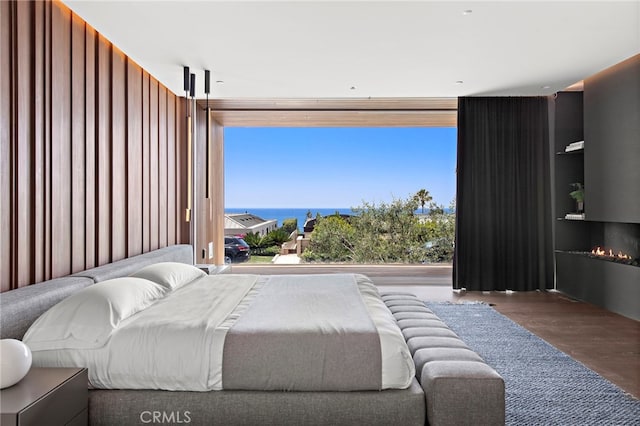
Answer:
[{"xmin": 0, "ymin": 244, "xmax": 193, "ymax": 340}]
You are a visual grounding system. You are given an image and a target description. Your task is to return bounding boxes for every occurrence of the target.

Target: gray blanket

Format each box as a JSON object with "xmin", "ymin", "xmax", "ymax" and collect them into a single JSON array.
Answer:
[{"xmin": 222, "ymin": 274, "xmax": 382, "ymax": 391}]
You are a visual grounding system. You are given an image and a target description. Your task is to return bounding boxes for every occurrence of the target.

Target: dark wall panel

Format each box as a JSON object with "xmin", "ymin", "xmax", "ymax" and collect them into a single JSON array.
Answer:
[
  {"xmin": 0, "ymin": 0, "xmax": 188, "ymax": 291},
  {"xmin": 584, "ymin": 54, "xmax": 640, "ymax": 223}
]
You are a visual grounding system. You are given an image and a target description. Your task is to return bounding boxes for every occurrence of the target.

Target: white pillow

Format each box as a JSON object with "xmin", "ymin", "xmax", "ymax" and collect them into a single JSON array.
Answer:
[
  {"xmin": 24, "ymin": 277, "xmax": 166, "ymax": 351},
  {"xmin": 130, "ymin": 262, "xmax": 205, "ymax": 291}
]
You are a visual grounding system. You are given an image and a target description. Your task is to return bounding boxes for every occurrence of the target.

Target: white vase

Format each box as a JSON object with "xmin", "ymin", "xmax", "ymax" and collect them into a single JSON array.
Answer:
[{"xmin": 0, "ymin": 339, "xmax": 32, "ymax": 389}]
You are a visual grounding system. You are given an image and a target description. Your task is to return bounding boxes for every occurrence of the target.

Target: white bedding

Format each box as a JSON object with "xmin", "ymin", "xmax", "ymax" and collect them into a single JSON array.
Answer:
[{"xmin": 26, "ymin": 273, "xmax": 414, "ymax": 391}]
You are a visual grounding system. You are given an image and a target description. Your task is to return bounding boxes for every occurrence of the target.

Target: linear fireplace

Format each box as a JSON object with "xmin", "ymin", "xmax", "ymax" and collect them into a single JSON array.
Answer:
[
  {"xmin": 556, "ymin": 222, "xmax": 640, "ymax": 321},
  {"xmin": 565, "ymin": 223, "xmax": 640, "ymax": 267}
]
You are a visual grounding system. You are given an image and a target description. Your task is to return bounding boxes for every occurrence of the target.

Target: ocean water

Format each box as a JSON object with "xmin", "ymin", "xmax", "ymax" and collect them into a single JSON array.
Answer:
[
  {"xmin": 225, "ymin": 208, "xmax": 353, "ymax": 229},
  {"xmin": 225, "ymin": 207, "xmax": 452, "ymax": 230}
]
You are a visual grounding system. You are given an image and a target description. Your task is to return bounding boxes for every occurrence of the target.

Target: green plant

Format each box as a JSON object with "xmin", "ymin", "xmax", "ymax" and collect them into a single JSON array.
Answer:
[
  {"xmin": 413, "ymin": 189, "xmax": 433, "ymax": 214},
  {"xmin": 281, "ymin": 218, "xmax": 298, "ymax": 235},
  {"xmin": 569, "ymin": 182, "xmax": 584, "ymax": 202}
]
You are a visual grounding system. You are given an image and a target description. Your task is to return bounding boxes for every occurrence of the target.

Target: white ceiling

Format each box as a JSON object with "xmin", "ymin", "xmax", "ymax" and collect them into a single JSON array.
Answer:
[{"xmin": 62, "ymin": 1, "xmax": 639, "ymax": 99}]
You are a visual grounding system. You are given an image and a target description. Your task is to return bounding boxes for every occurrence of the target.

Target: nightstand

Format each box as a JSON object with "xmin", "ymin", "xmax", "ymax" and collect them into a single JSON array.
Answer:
[
  {"xmin": 196, "ymin": 264, "xmax": 231, "ymax": 275},
  {"xmin": 0, "ymin": 367, "xmax": 88, "ymax": 426}
]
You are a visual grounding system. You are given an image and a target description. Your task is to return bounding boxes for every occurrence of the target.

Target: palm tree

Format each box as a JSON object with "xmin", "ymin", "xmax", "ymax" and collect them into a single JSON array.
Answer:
[{"xmin": 414, "ymin": 189, "xmax": 433, "ymax": 214}]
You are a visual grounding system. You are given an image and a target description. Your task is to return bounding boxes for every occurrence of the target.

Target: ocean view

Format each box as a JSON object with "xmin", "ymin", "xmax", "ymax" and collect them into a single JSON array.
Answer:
[
  {"xmin": 225, "ymin": 207, "xmax": 453, "ymax": 231},
  {"xmin": 225, "ymin": 208, "xmax": 353, "ymax": 230}
]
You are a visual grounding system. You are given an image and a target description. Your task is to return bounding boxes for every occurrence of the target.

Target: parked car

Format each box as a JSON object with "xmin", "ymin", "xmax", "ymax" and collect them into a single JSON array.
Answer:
[{"xmin": 224, "ymin": 237, "xmax": 251, "ymax": 263}]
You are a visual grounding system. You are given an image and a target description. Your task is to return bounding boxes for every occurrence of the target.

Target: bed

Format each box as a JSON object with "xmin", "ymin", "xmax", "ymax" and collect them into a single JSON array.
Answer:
[
  {"xmin": 1, "ymin": 245, "xmax": 426, "ymax": 426},
  {"xmin": 1, "ymin": 244, "xmax": 504, "ymax": 426}
]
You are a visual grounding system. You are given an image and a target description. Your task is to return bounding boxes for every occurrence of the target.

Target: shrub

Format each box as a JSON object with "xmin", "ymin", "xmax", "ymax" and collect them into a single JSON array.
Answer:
[{"xmin": 281, "ymin": 218, "xmax": 298, "ymax": 235}]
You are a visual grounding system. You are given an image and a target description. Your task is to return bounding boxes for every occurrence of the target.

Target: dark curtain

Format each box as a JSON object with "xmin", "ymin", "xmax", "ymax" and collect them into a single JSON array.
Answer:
[{"xmin": 454, "ymin": 97, "xmax": 553, "ymax": 291}]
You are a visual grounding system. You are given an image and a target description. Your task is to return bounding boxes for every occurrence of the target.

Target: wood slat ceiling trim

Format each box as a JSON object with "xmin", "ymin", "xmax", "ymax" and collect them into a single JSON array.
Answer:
[
  {"xmin": 201, "ymin": 98, "xmax": 457, "ymax": 127},
  {"xmin": 201, "ymin": 97, "xmax": 457, "ymax": 111},
  {"xmin": 211, "ymin": 110, "xmax": 457, "ymax": 127}
]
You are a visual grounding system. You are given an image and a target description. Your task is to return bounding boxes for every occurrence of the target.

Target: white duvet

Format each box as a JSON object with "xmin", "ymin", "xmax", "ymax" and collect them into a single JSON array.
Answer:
[{"xmin": 27, "ymin": 274, "xmax": 414, "ymax": 391}]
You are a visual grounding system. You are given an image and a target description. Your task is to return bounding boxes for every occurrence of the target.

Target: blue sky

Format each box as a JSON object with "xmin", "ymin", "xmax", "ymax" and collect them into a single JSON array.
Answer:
[{"xmin": 224, "ymin": 127, "xmax": 457, "ymax": 208}]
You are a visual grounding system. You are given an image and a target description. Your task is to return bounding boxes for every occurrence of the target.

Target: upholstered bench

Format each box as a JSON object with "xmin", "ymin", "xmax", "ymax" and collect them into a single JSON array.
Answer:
[{"xmin": 381, "ymin": 293, "xmax": 505, "ymax": 426}]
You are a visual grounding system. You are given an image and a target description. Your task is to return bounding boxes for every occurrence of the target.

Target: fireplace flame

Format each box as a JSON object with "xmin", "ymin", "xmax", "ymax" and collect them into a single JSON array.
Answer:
[{"xmin": 590, "ymin": 246, "xmax": 631, "ymax": 260}]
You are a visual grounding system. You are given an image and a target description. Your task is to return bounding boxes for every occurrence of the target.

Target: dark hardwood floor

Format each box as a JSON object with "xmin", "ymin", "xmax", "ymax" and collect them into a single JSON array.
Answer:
[{"xmin": 232, "ymin": 263, "xmax": 640, "ymax": 399}]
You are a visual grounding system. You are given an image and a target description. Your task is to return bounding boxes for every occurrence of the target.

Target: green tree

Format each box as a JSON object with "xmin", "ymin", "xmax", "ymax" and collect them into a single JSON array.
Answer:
[
  {"xmin": 281, "ymin": 218, "xmax": 298, "ymax": 235},
  {"xmin": 418, "ymin": 201, "xmax": 455, "ymax": 263},
  {"xmin": 413, "ymin": 189, "xmax": 433, "ymax": 214},
  {"xmin": 301, "ymin": 193, "xmax": 455, "ymax": 264},
  {"xmin": 302, "ymin": 215, "xmax": 355, "ymax": 262},
  {"xmin": 243, "ymin": 232, "xmax": 268, "ymax": 255},
  {"xmin": 265, "ymin": 228, "xmax": 290, "ymax": 247},
  {"xmin": 351, "ymin": 197, "xmax": 427, "ymax": 263}
]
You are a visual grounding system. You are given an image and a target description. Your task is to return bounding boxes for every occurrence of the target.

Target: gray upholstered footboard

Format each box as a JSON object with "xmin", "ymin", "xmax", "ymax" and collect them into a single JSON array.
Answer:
[
  {"xmin": 381, "ymin": 292, "xmax": 505, "ymax": 426},
  {"xmin": 89, "ymin": 379, "xmax": 426, "ymax": 426}
]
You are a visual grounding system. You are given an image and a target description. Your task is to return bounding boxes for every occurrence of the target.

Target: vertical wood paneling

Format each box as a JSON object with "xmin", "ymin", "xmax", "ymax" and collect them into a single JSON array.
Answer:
[
  {"xmin": 43, "ymin": 0, "xmax": 52, "ymax": 280},
  {"xmin": 158, "ymin": 85, "xmax": 168, "ymax": 247},
  {"xmin": 149, "ymin": 78, "xmax": 159, "ymax": 250},
  {"xmin": 0, "ymin": 0, "xmax": 12, "ymax": 291},
  {"xmin": 175, "ymin": 98, "xmax": 184, "ymax": 243},
  {"xmin": 51, "ymin": 2, "xmax": 71, "ymax": 278},
  {"xmin": 142, "ymin": 71, "xmax": 151, "ymax": 253},
  {"xmin": 70, "ymin": 12, "xmax": 85, "ymax": 273},
  {"xmin": 111, "ymin": 46, "xmax": 126, "ymax": 261},
  {"xmin": 195, "ymin": 106, "xmax": 207, "ymax": 264},
  {"xmin": 127, "ymin": 59, "xmax": 143, "ymax": 257},
  {"xmin": 84, "ymin": 25, "xmax": 96, "ymax": 269},
  {"xmin": 212, "ymin": 117, "xmax": 226, "ymax": 265},
  {"xmin": 1, "ymin": 0, "xmax": 188, "ymax": 291},
  {"xmin": 16, "ymin": 1, "xmax": 34, "ymax": 285},
  {"xmin": 96, "ymin": 34, "xmax": 111, "ymax": 265},
  {"xmin": 33, "ymin": 0, "xmax": 45, "ymax": 283},
  {"xmin": 167, "ymin": 96, "xmax": 176, "ymax": 245}
]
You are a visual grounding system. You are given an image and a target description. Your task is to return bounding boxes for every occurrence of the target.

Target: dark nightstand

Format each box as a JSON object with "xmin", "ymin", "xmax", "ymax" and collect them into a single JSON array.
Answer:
[
  {"xmin": 196, "ymin": 264, "xmax": 231, "ymax": 275},
  {"xmin": 0, "ymin": 367, "xmax": 88, "ymax": 426}
]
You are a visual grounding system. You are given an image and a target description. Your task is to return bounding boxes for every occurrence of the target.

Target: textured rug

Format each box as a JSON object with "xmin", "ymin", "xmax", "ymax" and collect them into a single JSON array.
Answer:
[{"xmin": 425, "ymin": 302, "xmax": 640, "ymax": 426}]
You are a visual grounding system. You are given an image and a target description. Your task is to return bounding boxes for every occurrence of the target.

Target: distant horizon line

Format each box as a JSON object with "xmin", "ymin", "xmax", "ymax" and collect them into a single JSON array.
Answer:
[{"xmin": 225, "ymin": 207, "xmax": 353, "ymax": 209}]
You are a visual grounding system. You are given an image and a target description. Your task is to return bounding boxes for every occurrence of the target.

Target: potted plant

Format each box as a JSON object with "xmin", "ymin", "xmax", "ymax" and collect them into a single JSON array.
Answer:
[{"xmin": 569, "ymin": 182, "xmax": 584, "ymax": 213}]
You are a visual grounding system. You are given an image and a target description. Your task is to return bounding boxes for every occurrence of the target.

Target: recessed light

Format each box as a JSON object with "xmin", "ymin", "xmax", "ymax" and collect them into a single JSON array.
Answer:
[
  {"xmin": 455, "ymin": 80, "xmax": 464, "ymax": 84},
  {"xmin": 350, "ymin": 86, "xmax": 357, "ymax": 90},
  {"xmin": 462, "ymin": 10, "xmax": 473, "ymax": 15},
  {"xmin": 216, "ymin": 80, "xmax": 224, "ymax": 84},
  {"xmin": 541, "ymin": 85, "xmax": 551, "ymax": 89}
]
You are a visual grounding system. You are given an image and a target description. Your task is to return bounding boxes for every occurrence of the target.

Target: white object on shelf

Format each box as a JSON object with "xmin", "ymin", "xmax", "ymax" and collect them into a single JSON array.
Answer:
[
  {"xmin": 0, "ymin": 339, "xmax": 32, "ymax": 389},
  {"xmin": 564, "ymin": 213, "xmax": 585, "ymax": 220},
  {"xmin": 564, "ymin": 141, "xmax": 584, "ymax": 152}
]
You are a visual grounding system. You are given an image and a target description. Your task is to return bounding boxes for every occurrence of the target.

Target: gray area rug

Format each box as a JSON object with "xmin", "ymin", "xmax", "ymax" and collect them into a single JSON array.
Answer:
[{"xmin": 425, "ymin": 302, "xmax": 640, "ymax": 426}]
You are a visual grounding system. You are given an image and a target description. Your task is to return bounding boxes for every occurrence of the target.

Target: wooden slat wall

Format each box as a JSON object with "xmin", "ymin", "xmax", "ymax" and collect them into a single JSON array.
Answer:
[{"xmin": 0, "ymin": 0, "xmax": 189, "ymax": 292}]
